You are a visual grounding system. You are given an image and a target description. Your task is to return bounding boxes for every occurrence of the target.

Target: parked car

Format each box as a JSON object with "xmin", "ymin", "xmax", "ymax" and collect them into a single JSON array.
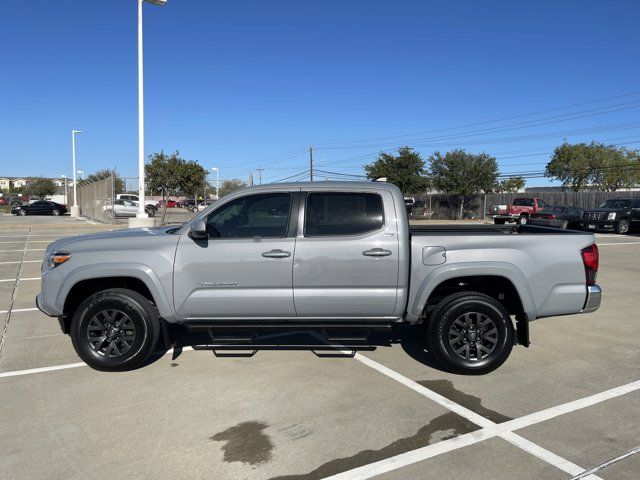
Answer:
[
  {"xmin": 529, "ymin": 206, "xmax": 584, "ymax": 230},
  {"xmin": 488, "ymin": 197, "xmax": 549, "ymax": 225},
  {"xmin": 196, "ymin": 200, "xmax": 216, "ymax": 211},
  {"xmin": 159, "ymin": 199, "xmax": 178, "ymax": 208},
  {"xmin": 116, "ymin": 194, "xmax": 159, "ymax": 212},
  {"xmin": 37, "ymin": 182, "xmax": 601, "ymax": 374},
  {"xmin": 11, "ymin": 201, "xmax": 67, "ymax": 216},
  {"xmin": 0, "ymin": 197, "xmax": 6, "ymax": 206},
  {"xmin": 181, "ymin": 199, "xmax": 196, "ymax": 210},
  {"xmin": 583, "ymin": 198, "xmax": 640, "ymax": 234},
  {"xmin": 104, "ymin": 199, "xmax": 155, "ymax": 218}
]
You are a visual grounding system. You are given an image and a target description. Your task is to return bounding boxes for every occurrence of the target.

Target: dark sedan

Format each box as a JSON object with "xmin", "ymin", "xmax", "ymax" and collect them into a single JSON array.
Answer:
[
  {"xmin": 529, "ymin": 205, "xmax": 584, "ymax": 230},
  {"xmin": 11, "ymin": 201, "xmax": 68, "ymax": 216}
]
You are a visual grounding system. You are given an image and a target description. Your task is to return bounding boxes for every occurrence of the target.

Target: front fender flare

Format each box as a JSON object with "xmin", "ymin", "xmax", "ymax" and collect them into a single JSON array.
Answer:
[{"xmin": 56, "ymin": 262, "xmax": 175, "ymax": 320}]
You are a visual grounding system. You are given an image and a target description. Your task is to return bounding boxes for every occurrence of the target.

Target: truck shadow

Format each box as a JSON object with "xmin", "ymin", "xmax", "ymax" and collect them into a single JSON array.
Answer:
[{"xmin": 149, "ymin": 324, "xmax": 446, "ymax": 372}]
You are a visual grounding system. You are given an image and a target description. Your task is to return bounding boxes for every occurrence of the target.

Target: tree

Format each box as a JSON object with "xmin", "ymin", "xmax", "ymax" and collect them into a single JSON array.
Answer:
[
  {"xmin": 364, "ymin": 147, "xmax": 430, "ymax": 194},
  {"xmin": 546, "ymin": 142, "xmax": 640, "ymax": 191},
  {"xmin": 86, "ymin": 169, "xmax": 125, "ymax": 193},
  {"xmin": 494, "ymin": 176, "xmax": 526, "ymax": 193},
  {"xmin": 23, "ymin": 177, "xmax": 56, "ymax": 198},
  {"xmin": 428, "ymin": 149, "xmax": 499, "ymax": 219},
  {"xmin": 591, "ymin": 146, "xmax": 640, "ymax": 191},
  {"xmin": 145, "ymin": 150, "xmax": 207, "ymax": 200},
  {"xmin": 218, "ymin": 179, "xmax": 246, "ymax": 198}
]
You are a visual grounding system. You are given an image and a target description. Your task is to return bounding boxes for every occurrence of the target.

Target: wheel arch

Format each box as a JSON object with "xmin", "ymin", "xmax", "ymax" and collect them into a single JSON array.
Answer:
[
  {"xmin": 410, "ymin": 263, "xmax": 536, "ymax": 322},
  {"xmin": 58, "ymin": 264, "xmax": 175, "ymax": 323}
]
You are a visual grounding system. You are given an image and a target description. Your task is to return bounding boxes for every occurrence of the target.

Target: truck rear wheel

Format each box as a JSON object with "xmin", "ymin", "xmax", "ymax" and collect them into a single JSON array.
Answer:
[
  {"xmin": 70, "ymin": 288, "xmax": 160, "ymax": 371},
  {"xmin": 427, "ymin": 292, "xmax": 514, "ymax": 374}
]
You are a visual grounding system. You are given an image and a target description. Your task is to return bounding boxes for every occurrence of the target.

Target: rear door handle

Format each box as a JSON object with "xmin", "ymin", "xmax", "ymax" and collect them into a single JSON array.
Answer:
[
  {"xmin": 262, "ymin": 249, "xmax": 291, "ymax": 259},
  {"xmin": 362, "ymin": 248, "xmax": 392, "ymax": 257}
]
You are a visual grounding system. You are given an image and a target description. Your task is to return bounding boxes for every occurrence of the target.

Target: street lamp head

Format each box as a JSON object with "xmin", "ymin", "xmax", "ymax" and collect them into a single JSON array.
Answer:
[
  {"xmin": 72, "ymin": 130, "xmax": 83, "ymax": 134},
  {"xmin": 144, "ymin": 0, "xmax": 167, "ymax": 5}
]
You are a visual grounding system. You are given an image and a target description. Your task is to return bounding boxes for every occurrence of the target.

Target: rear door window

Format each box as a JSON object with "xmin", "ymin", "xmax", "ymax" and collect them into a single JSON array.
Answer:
[
  {"xmin": 513, "ymin": 198, "xmax": 534, "ymax": 207},
  {"xmin": 305, "ymin": 192, "xmax": 384, "ymax": 236}
]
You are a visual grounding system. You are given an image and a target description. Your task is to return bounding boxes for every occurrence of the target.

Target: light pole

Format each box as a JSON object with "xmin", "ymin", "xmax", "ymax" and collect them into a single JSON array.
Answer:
[
  {"xmin": 70, "ymin": 130, "xmax": 82, "ymax": 217},
  {"xmin": 132, "ymin": 0, "xmax": 167, "ymax": 227},
  {"xmin": 211, "ymin": 167, "xmax": 219, "ymax": 198},
  {"xmin": 61, "ymin": 175, "xmax": 68, "ymax": 206}
]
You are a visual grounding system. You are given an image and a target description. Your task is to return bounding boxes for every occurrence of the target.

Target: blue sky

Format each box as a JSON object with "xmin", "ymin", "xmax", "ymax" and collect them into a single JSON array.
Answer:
[{"xmin": 1, "ymin": 0, "xmax": 639, "ymax": 187}]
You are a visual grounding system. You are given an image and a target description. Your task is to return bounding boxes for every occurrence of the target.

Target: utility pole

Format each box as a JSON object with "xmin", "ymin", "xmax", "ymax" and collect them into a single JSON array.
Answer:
[
  {"xmin": 309, "ymin": 145, "xmax": 314, "ymax": 181},
  {"xmin": 256, "ymin": 168, "xmax": 264, "ymax": 185}
]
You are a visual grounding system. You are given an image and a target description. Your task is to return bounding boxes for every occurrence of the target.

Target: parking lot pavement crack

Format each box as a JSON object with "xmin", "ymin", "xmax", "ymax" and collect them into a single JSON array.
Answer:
[
  {"xmin": 0, "ymin": 227, "xmax": 30, "ymax": 360},
  {"xmin": 267, "ymin": 412, "xmax": 478, "ymax": 480}
]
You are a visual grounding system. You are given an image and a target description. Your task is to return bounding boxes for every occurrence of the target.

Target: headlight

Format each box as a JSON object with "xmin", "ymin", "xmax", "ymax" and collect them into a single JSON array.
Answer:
[
  {"xmin": 607, "ymin": 212, "xmax": 616, "ymax": 220},
  {"xmin": 45, "ymin": 251, "xmax": 71, "ymax": 270}
]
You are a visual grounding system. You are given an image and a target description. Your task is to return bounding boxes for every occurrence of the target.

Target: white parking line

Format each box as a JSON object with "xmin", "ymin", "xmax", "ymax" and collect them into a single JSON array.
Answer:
[
  {"xmin": 0, "ymin": 260, "xmax": 41, "ymax": 264},
  {"xmin": 0, "ymin": 277, "xmax": 39, "ymax": 283},
  {"xmin": 597, "ymin": 242, "xmax": 640, "ymax": 246},
  {"xmin": 0, "ymin": 308, "xmax": 40, "ymax": 314},
  {"xmin": 342, "ymin": 352, "xmax": 603, "ymax": 479},
  {"xmin": 0, "ymin": 248, "xmax": 45, "ymax": 252}
]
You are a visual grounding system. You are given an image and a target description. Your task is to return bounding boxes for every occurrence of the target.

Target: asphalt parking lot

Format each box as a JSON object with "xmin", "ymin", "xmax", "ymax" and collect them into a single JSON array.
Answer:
[{"xmin": 0, "ymin": 215, "xmax": 639, "ymax": 480}]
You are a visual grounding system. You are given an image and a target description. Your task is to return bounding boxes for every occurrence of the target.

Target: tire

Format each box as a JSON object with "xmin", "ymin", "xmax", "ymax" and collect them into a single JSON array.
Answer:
[
  {"xmin": 517, "ymin": 214, "xmax": 528, "ymax": 225},
  {"xmin": 51, "ymin": 209, "xmax": 60, "ymax": 216},
  {"xmin": 616, "ymin": 218, "xmax": 630, "ymax": 235},
  {"xmin": 559, "ymin": 220, "xmax": 568, "ymax": 230},
  {"xmin": 493, "ymin": 218, "xmax": 505, "ymax": 225},
  {"xmin": 426, "ymin": 292, "xmax": 514, "ymax": 375},
  {"xmin": 70, "ymin": 288, "xmax": 160, "ymax": 371},
  {"xmin": 145, "ymin": 207, "xmax": 155, "ymax": 218},
  {"xmin": 18, "ymin": 209, "xmax": 26, "ymax": 216}
]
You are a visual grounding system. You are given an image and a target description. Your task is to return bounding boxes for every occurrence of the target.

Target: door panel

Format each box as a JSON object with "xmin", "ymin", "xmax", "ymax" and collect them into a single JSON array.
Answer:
[
  {"xmin": 174, "ymin": 236, "xmax": 296, "ymax": 318},
  {"xmin": 293, "ymin": 191, "xmax": 399, "ymax": 318},
  {"xmin": 173, "ymin": 192, "xmax": 296, "ymax": 319}
]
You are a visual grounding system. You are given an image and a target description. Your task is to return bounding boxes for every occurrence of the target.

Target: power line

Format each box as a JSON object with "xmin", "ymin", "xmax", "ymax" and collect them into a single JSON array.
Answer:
[{"xmin": 314, "ymin": 90, "xmax": 640, "ymax": 147}]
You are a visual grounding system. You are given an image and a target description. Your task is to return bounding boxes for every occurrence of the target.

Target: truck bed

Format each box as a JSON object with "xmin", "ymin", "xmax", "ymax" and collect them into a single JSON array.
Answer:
[{"xmin": 409, "ymin": 223, "xmax": 592, "ymax": 235}]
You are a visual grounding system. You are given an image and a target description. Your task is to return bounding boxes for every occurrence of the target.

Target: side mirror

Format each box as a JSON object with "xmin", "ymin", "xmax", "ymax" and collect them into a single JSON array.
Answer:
[{"xmin": 189, "ymin": 218, "xmax": 207, "ymax": 239}]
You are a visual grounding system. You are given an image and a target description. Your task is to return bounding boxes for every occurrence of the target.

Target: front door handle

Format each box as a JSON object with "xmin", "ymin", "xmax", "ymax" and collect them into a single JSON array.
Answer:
[
  {"xmin": 262, "ymin": 249, "xmax": 291, "ymax": 259},
  {"xmin": 362, "ymin": 248, "xmax": 392, "ymax": 257}
]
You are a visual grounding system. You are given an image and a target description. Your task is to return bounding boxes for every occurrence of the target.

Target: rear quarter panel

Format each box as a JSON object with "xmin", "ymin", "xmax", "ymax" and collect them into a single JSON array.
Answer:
[{"xmin": 408, "ymin": 232, "xmax": 596, "ymax": 321}]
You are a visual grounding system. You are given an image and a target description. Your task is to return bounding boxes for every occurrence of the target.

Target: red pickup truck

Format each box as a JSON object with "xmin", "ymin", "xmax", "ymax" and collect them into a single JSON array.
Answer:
[{"xmin": 488, "ymin": 197, "xmax": 549, "ymax": 224}]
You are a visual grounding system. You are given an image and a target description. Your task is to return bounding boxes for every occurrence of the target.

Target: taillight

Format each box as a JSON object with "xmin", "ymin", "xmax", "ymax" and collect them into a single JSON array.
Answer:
[{"xmin": 581, "ymin": 244, "xmax": 599, "ymax": 285}]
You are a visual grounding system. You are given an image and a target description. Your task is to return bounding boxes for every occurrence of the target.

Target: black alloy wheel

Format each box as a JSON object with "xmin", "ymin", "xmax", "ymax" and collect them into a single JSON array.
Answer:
[
  {"xmin": 70, "ymin": 288, "xmax": 160, "ymax": 371},
  {"xmin": 427, "ymin": 292, "xmax": 514, "ymax": 374}
]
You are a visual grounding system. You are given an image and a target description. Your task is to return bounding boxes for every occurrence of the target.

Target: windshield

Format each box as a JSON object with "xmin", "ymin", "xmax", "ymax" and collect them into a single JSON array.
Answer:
[{"xmin": 599, "ymin": 199, "xmax": 630, "ymax": 209}]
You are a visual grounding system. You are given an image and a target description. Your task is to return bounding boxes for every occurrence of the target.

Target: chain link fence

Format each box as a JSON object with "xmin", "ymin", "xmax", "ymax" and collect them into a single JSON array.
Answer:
[{"xmin": 72, "ymin": 175, "xmax": 117, "ymax": 224}]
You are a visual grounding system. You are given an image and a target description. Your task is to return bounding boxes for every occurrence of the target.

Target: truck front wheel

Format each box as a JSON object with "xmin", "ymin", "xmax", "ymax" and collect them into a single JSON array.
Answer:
[
  {"xmin": 427, "ymin": 292, "xmax": 514, "ymax": 374},
  {"xmin": 70, "ymin": 288, "xmax": 160, "ymax": 371}
]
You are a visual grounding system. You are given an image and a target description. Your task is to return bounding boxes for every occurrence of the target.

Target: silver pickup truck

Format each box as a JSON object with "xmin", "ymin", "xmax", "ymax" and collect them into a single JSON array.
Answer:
[{"xmin": 37, "ymin": 181, "xmax": 602, "ymax": 374}]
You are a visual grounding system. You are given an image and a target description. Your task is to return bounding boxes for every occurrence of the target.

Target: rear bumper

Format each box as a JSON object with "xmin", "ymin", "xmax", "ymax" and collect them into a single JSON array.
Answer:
[{"xmin": 581, "ymin": 285, "xmax": 602, "ymax": 313}]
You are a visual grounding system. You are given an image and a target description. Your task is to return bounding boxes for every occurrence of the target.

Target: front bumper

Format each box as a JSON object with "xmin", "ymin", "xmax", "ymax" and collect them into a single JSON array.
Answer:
[
  {"xmin": 581, "ymin": 285, "xmax": 602, "ymax": 313},
  {"xmin": 583, "ymin": 219, "xmax": 615, "ymax": 231},
  {"xmin": 487, "ymin": 214, "xmax": 518, "ymax": 220},
  {"xmin": 35, "ymin": 293, "xmax": 56, "ymax": 317}
]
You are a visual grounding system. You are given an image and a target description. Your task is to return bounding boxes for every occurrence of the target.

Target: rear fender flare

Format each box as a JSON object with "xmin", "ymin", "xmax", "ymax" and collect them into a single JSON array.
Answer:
[{"xmin": 410, "ymin": 262, "xmax": 536, "ymax": 321}]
